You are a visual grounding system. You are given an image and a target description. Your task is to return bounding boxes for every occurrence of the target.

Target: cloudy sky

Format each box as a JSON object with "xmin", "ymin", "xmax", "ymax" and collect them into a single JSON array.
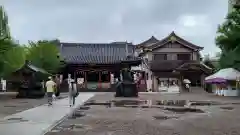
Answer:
[{"xmin": 1, "ymin": 0, "xmax": 228, "ymax": 56}]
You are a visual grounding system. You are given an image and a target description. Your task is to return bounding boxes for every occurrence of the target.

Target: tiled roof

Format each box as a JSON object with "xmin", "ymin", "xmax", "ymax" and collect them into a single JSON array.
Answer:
[
  {"xmin": 58, "ymin": 42, "xmax": 141, "ymax": 64},
  {"xmin": 136, "ymin": 36, "xmax": 159, "ymax": 48},
  {"xmin": 27, "ymin": 64, "xmax": 49, "ymax": 74}
]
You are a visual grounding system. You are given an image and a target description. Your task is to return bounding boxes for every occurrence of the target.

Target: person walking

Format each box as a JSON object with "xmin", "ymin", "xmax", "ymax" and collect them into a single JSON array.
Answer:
[
  {"xmin": 45, "ymin": 76, "xmax": 56, "ymax": 106},
  {"xmin": 54, "ymin": 75, "xmax": 61, "ymax": 97},
  {"xmin": 69, "ymin": 79, "xmax": 77, "ymax": 107}
]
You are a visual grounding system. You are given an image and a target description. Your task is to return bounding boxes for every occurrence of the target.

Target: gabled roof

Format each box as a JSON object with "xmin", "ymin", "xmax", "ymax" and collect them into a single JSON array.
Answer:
[
  {"xmin": 27, "ymin": 64, "xmax": 49, "ymax": 74},
  {"xmin": 150, "ymin": 31, "xmax": 203, "ymax": 51},
  {"xmin": 136, "ymin": 36, "xmax": 159, "ymax": 48},
  {"xmin": 58, "ymin": 42, "xmax": 140, "ymax": 64},
  {"xmin": 15, "ymin": 62, "xmax": 49, "ymax": 75}
]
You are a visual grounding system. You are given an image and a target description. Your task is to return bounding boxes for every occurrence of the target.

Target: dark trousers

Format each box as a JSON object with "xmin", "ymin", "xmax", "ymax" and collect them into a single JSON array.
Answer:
[{"xmin": 47, "ymin": 92, "xmax": 53, "ymax": 104}]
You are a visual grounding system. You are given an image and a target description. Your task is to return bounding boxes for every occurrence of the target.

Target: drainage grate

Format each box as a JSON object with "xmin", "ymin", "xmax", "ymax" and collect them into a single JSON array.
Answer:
[
  {"xmin": 69, "ymin": 111, "xmax": 86, "ymax": 119},
  {"xmin": 153, "ymin": 115, "xmax": 178, "ymax": 120},
  {"xmin": 4, "ymin": 105, "xmax": 17, "ymax": 107},
  {"xmin": 52, "ymin": 124, "xmax": 92, "ymax": 132},
  {"xmin": 18, "ymin": 101, "xmax": 28, "ymax": 103},
  {"xmin": 164, "ymin": 107, "xmax": 205, "ymax": 113},
  {"xmin": 220, "ymin": 106, "xmax": 234, "ymax": 110},
  {"xmin": 7, "ymin": 118, "xmax": 23, "ymax": 121},
  {"xmin": 0, "ymin": 117, "xmax": 29, "ymax": 123},
  {"xmin": 79, "ymin": 106, "xmax": 90, "ymax": 110}
]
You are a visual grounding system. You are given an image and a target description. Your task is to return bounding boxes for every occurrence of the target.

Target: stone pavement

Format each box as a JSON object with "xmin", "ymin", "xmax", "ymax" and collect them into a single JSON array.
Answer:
[
  {"xmin": 0, "ymin": 93, "xmax": 70, "ymax": 119},
  {"xmin": 0, "ymin": 93, "xmax": 95, "ymax": 135},
  {"xmin": 46, "ymin": 92, "xmax": 240, "ymax": 135}
]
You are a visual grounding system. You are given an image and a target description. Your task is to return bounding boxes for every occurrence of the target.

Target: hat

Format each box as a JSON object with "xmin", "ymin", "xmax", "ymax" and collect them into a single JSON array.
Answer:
[{"xmin": 48, "ymin": 76, "xmax": 52, "ymax": 79}]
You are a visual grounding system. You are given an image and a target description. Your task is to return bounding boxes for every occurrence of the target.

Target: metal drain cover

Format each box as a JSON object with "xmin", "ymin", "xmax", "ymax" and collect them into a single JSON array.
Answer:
[
  {"xmin": 220, "ymin": 106, "xmax": 234, "ymax": 110},
  {"xmin": 7, "ymin": 118, "xmax": 23, "ymax": 120},
  {"xmin": 4, "ymin": 105, "xmax": 17, "ymax": 107},
  {"xmin": 52, "ymin": 124, "xmax": 92, "ymax": 132},
  {"xmin": 0, "ymin": 117, "xmax": 29, "ymax": 124}
]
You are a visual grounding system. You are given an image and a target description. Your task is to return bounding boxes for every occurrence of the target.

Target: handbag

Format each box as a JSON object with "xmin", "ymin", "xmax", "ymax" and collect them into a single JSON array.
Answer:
[
  {"xmin": 52, "ymin": 94, "xmax": 56, "ymax": 100},
  {"xmin": 75, "ymin": 91, "xmax": 79, "ymax": 97}
]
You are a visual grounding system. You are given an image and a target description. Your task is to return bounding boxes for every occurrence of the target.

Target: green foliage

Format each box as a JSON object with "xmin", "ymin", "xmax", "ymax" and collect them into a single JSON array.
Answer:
[
  {"xmin": 215, "ymin": 7, "xmax": 240, "ymax": 70},
  {"xmin": 218, "ymin": 46, "xmax": 240, "ymax": 70},
  {"xmin": 2, "ymin": 46, "xmax": 26, "ymax": 76},
  {"xmin": 0, "ymin": 5, "xmax": 64, "ymax": 78},
  {"xmin": 0, "ymin": 6, "xmax": 11, "ymax": 39},
  {"xmin": 0, "ymin": 6, "xmax": 26, "ymax": 77},
  {"xmin": 26, "ymin": 40, "xmax": 64, "ymax": 74}
]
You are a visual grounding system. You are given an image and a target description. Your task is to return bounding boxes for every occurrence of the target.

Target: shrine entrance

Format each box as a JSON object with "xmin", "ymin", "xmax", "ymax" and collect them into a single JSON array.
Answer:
[{"xmin": 86, "ymin": 71, "xmax": 99, "ymax": 89}]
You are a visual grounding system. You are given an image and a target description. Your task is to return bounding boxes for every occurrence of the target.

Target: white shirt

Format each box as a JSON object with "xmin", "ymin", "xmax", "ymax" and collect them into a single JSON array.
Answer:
[{"xmin": 1, "ymin": 79, "xmax": 6, "ymax": 91}]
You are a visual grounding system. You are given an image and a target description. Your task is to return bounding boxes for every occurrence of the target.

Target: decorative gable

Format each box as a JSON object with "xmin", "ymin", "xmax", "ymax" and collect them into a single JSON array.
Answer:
[{"xmin": 150, "ymin": 31, "xmax": 203, "ymax": 51}]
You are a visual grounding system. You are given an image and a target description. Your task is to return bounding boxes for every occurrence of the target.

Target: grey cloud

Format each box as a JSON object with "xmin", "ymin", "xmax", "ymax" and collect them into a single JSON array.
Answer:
[{"xmin": 1, "ymin": 0, "xmax": 228, "ymax": 55}]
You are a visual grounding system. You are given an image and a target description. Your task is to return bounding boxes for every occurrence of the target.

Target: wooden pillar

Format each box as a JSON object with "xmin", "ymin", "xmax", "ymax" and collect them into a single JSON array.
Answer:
[
  {"xmin": 84, "ymin": 71, "xmax": 87, "ymax": 88},
  {"xmin": 98, "ymin": 71, "xmax": 102, "ymax": 88},
  {"xmin": 109, "ymin": 72, "xmax": 112, "ymax": 83},
  {"xmin": 74, "ymin": 71, "xmax": 76, "ymax": 82}
]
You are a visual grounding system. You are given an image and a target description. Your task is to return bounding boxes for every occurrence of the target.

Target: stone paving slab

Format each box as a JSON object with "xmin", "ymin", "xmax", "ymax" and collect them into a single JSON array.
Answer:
[
  {"xmin": 0, "ymin": 93, "xmax": 69, "ymax": 119},
  {"xmin": 0, "ymin": 93, "xmax": 95, "ymax": 135}
]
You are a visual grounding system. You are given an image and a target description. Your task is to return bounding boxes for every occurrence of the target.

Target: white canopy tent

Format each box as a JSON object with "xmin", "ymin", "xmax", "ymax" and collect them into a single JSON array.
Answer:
[{"xmin": 205, "ymin": 68, "xmax": 240, "ymax": 81}]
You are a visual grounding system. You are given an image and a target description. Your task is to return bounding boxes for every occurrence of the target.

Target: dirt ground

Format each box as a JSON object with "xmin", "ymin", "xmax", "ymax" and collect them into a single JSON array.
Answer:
[
  {"xmin": 46, "ymin": 92, "xmax": 240, "ymax": 135},
  {"xmin": 0, "ymin": 92, "xmax": 68, "ymax": 118}
]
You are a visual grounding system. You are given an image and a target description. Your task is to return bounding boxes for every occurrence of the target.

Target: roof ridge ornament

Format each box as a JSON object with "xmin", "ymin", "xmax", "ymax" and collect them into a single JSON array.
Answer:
[{"xmin": 169, "ymin": 35, "xmax": 177, "ymax": 43}]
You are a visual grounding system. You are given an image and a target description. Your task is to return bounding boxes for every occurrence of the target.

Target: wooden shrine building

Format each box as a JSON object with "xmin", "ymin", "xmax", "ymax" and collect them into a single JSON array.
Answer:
[
  {"xmin": 135, "ymin": 32, "xmax": 213, "ymax": 91},
  {"xmin": 57, "ymin": 42, "xmax": 141, "ymax": 91}
]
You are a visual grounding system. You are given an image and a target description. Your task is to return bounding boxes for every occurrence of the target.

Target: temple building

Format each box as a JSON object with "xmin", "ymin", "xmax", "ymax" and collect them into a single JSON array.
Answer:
[
  {"xmin": 57, "ymin": 42, "xmax": 141, "ymax": 91},
  {"xmin": 135, "ymin": 32, "xmax": 212, "ymax": 92}
]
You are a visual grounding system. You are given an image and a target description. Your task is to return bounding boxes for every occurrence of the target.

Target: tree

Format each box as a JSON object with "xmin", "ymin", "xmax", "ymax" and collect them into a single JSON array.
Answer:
[
  {"xmin": 215, "ymin": 7, "xmax": 240, "ymax": 70},
  {"xmin": 0, "ymin": 6, "xmax": 11, "ymax": 39},
  {"xmin": 26, "ymin": 40, "xmax": 64, "ymax": 74},
  {"xmin": 0, "ymin": 6, "xmax": 25, "ymax": 77}
]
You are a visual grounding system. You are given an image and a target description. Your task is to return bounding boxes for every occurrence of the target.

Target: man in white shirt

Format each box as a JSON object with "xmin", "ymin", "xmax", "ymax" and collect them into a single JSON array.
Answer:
[
  {"xmin": 45, "ymin": 77, "xmax": 56, "ymax": 106},
  {"xmin": 1, "ymin": 78, "xmax": 6, "ymax": 92}
]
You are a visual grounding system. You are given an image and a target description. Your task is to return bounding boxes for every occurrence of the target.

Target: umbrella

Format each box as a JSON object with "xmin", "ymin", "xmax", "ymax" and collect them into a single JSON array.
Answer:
[
  {"xmin": 205, "ymin": 78, "xmax": 226, "ymax": 84},
  {"xmin": 183, "ymin": 79, "xmax": 191, "ymax": 84}
]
